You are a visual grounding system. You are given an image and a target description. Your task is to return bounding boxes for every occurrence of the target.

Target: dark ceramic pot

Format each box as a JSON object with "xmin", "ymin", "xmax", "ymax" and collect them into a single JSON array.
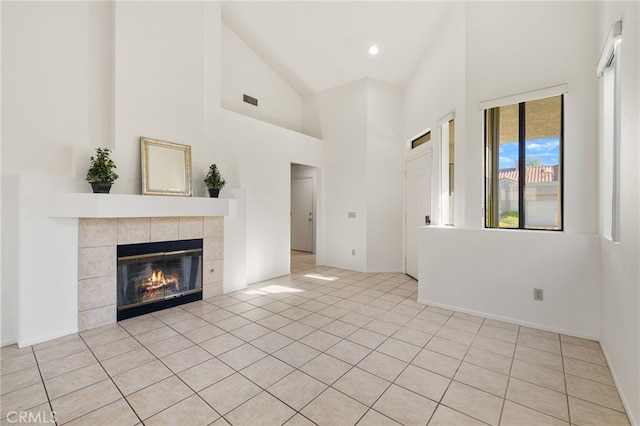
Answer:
[{"xmin": 90, "ymin": 182, "xmax": 112, "ymax": 194}]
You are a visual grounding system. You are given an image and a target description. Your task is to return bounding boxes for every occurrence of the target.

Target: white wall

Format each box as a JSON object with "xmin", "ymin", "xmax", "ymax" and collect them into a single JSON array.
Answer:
[
  {"xmin": 1, "ymin": 177, "xmax": 20, "ymax": 345},
  {"xmin": 1, "ymin": 1, "xmax": 323, "ymax": 345},
  {"xmin": 465, "ymin": 2, "xmax": 598, "ymax": 233},
  {"xmin": 113, "ymin": 2, "xmax": 206, "ymax": 195},
  {"xmin": 411, "ymin": 3, "xmax": 640, "ymax": 420},
  {"xmin": 420, "ymin": 227, "xmax": 601, "ymax": 338},
  {"xmin": 366, "ymin": 79, "xmax": 404, "ymax": 272},
  {"xmin": 222, "ymin": 24, "xmax": 303, "ymax": 133},
  {"xmin": 403, "ymin": 2, "xmax": 466, "ymax": 227},
  {"xmin": 2, "ymin": 176, "xmax": 80, "ymax": 347},
  {"xmin": 305, "ymin": 78, "xmax": 404, "ymax": 273},
  {"xmin": 1, "ymin": 2, "xmax": 113, "ymax": 182},
  {"xmin": 2, "ymin": 1, "xmax": 114, "ymax": 345},
  {"xmin": 310, "ymin": 79, "xmax": 369, "ymax": 271},
  {"xmin": 414, "ymin": 1, "xmax": 604, "ymax": 342},
  {"xmin": 208, "ymin": 108, "xmax": 323, "ymax": 283},
  {"xmin": 597, "ymin": 3, "xmax": 640, "ymax": 424}
]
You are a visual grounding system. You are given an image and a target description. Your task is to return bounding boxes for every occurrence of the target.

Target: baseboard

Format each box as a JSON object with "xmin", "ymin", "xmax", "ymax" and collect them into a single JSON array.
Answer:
[
  {"xmin": 321, "ymin": 263, "xmax": 367, "ymax": 273},
  {"xmin": 417, "ymin": 298, "xmax": 600, "ymax": 341},
  {"xmin": 319, "ymin": 263, "xmax": 402, "ymax": 275},
  {"xmin": 18, "ymin": 328, "xmax": 78, "ymax": 348},
  {"xmin": 601, "ymin": 343, "xmax": 638, "ymax": 426},
  {"xmin": 1, "ymin": 338, "xmax": 18, "ymax": 348}
]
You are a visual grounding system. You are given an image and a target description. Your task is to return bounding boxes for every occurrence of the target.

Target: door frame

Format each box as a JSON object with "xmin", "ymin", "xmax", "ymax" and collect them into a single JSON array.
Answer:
[
  {"xmin": 403, "ymin": 141, "xmax": 434, "ymax": 277},
  {"xmin": 291, "ymin": 163, "xmax": 321, "ymax": 259}
]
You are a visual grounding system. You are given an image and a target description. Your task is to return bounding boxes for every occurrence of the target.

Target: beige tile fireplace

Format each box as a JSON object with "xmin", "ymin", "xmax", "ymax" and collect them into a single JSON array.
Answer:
[{"xmin": 78, "ymin": 216, "xmax": 224, "ymax": 331}]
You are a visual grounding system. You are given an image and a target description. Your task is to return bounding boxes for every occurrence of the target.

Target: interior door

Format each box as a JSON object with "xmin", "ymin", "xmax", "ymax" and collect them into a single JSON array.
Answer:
[
  {"xmin": 291, "ymin": 177, "xmax": 314, "ymax": 252},
  {"xmin": 405, "ymin": 151, "xmax": 432, "ymax": 279}
]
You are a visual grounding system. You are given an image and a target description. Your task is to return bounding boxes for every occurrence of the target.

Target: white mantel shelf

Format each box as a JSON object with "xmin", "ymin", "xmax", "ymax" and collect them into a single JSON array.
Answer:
[{"xmin": 47, "ymin": 193, "xmax": 236, "ymax": 218}]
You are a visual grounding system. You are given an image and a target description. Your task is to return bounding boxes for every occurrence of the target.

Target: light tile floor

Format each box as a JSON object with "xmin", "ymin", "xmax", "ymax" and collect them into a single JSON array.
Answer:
[{"xmin": 1, "ymin": 251, "xmax": 630, "ymax": 425}]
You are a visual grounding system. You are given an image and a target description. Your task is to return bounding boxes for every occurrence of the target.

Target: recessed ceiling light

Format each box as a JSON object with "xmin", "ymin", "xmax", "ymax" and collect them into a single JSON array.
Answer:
[{"xmin": 368, "ymin": 45, "xmax": 379, "ymax": 56}]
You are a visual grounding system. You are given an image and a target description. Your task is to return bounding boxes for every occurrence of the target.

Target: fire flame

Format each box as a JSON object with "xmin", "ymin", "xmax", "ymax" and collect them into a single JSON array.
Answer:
[{"xmin": 143, "ymin": 270, "xmax": 179, "ymax": 294}]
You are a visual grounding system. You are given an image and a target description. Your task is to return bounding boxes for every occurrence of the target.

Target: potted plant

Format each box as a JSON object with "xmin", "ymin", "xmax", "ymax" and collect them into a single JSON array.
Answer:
[
  {"xmin": 86, "ymin": 147, "xmax": 118, "ymax": 193},
  {"xmin": 203, "ymin": 164, "xmax": 226, "ymax": 198}
]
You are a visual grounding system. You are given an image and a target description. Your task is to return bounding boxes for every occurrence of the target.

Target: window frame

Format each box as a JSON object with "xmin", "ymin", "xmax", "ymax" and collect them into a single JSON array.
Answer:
[
  {"xmin": 439, "ymin": 113, "xmax": 455, "ymax": 226},
  {"xmin": 598, "ymin": 21, "xmax": 622, "ymax": 242},
  {"xmin": 410, "ymin": 130, "xmax": 431, "ymax": 150},
  {"xmin": 483, "ymin": 93, "xmax": 565, "ymax": 231}
]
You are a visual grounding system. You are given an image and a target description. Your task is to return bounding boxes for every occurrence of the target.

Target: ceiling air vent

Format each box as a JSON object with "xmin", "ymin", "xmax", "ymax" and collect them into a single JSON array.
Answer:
[{"xmin": 243, "ymin": 94, "xmax": 258, "ymax": 107}]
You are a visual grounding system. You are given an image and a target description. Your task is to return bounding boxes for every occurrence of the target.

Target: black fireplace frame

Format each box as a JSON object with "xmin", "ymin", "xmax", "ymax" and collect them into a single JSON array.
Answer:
[{"xmin": 116, "ymin": 238, "xmax": 203, "ymax": 321}]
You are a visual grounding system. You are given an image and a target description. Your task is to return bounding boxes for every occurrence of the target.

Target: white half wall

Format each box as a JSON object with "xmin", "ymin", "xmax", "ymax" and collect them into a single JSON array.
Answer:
[
  {"xmin": 419, "ymin": 227, "xmax": 601, "ymax": 338},
  {"xmin": 2, "ymin": 176, "xmax": 80, "ymax": 347},
  {"xmin": 222, "ymin": 188, "xmax": 248, "ymax": 294}
]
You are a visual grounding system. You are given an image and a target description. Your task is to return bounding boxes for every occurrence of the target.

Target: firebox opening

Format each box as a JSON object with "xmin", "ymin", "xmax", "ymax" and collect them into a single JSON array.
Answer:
[{"xmin": 117, "ymin": 239, "xmax": 203, "ymax": 321}]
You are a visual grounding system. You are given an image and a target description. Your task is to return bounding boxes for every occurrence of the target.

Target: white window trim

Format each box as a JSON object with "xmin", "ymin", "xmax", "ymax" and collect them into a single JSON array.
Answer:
[
  {"xmin": 438, "ymin": 113, "xmax": 455, "ymax": 226},
  {"xmin": 599, "ymin": 21, "xmax": 622, "ymax": 242},
  {"xmin": 406, "ymin": 128, "xmax": 432, "ymax": 152},
  {"xmin": 437, "ymin": 112, "xmax": 455, "ymax": 126},
  {"xmin": 597, "ymin": 21, "xmax": 622, "ymax": 77},
  {"xmin": 479, "ymin": 84, "xmax": 568, "ymax": 111}
]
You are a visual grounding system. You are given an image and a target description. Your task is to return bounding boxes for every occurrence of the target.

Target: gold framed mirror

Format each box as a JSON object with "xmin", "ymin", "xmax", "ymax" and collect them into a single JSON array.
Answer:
[{"xmin": 141, "ymin": 137, "xmax": 192, "ymax": 196}]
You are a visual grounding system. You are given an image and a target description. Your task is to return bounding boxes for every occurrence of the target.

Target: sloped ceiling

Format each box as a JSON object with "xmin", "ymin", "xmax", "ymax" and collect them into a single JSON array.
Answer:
[{"xmin": 222, "ymin": 1, "xmax": 451, "ymax": 95}]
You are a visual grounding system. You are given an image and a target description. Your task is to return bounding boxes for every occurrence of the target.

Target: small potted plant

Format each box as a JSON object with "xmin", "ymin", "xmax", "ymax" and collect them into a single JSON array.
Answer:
[
  {"xmin": 86, "ymin": 147, "xmax": 118, "ymax": 193},
  {"xmin": 203, "ymin": 164, "xmax": 226, "ymax": 198}
]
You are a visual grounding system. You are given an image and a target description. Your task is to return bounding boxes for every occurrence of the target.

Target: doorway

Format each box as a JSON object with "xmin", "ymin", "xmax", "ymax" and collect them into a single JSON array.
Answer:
[
  {"xmin": 405, "ymin": 150, "xmax": 432, "ymax": 279},
  {"xmin": 291, "ymin": 164, "xmax": 316, "ymax": 253}
]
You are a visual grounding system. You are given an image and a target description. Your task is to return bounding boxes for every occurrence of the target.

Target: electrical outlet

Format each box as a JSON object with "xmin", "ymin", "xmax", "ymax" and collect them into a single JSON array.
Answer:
[
  {"xmin": 533, "ymin": 288, "xmax": 544, "ymax": 301},
  {"xmin": 352, "ymin": 249, "xmax": 356, "ymax": 256}
]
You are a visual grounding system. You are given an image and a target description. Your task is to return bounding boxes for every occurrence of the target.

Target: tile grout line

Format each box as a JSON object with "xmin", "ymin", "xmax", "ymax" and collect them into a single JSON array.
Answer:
[
  {"xmin": 126, "ymin": 309, "xmax": 229, "ymax": 423},
  {"xmin": 8, "ymin": 253, "xmax": 628, "ymax": 426},
  {"xmin": 78, "ymin": 326, "xmax": 146, "ymax": 425},
  {"xmin": 29, "ymin": 345, "xmax": 59, "ymax": 426},
  {"xmin": 560, "ymin": 335, "xmax": 573, "ymax": 425},
  {"xmin": 497, "ymin": 321, "xmax": 521, "ymax": 426},
  {"xmin": 198, "ymin": 264, "xmax": 424, "ymax": 424}
]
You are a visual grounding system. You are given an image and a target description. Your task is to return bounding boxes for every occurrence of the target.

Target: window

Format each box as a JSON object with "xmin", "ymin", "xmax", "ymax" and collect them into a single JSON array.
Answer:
[
  {"xmin": 440, "ymin": 116, "xmax": 455, "ymax": 225},
  {"xmin": 485, "ymin": 94, "xmax": 563, "ymax": 230},
  {"xmin": 411, "ymin": 131, "xmax": 431, "ymax": 149},
  {"xmin": 598, "ymin": 21, "xmax": 622, "ymax": 242}
]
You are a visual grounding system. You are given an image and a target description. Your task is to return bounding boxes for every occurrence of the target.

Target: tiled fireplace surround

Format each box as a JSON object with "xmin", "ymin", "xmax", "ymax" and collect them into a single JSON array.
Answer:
[{"xmin": 78, "ymin": 216, "xmax": 224, "ymax": 331}]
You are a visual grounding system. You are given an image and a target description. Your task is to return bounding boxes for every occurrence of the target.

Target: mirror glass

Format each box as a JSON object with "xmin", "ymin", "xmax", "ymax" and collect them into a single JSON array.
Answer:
[{"xmin": 141, "ymin": 137, "xmax": 192, "ymax": 196}]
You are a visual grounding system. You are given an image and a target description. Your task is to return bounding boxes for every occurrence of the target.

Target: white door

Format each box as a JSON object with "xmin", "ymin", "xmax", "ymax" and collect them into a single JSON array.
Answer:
[
  {"xmin": 291, "ymin": 177, "xmax": 314, "ymax": 252},
  {"xmin": 405, "ymin": 152, "xmax": 432, "ymax": 279}
]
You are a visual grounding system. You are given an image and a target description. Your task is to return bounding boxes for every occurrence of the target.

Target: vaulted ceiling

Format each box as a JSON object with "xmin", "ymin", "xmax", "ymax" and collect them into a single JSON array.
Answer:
[{"xmin": 222, "ymin": 1, "xmax": 452, "ymax": 95}]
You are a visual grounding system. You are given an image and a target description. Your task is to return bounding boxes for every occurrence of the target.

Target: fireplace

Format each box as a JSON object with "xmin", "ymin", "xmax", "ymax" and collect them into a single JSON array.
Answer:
[{"xmin": 117, "ymin": 239, "xmax": 203, "ymax": 320}]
